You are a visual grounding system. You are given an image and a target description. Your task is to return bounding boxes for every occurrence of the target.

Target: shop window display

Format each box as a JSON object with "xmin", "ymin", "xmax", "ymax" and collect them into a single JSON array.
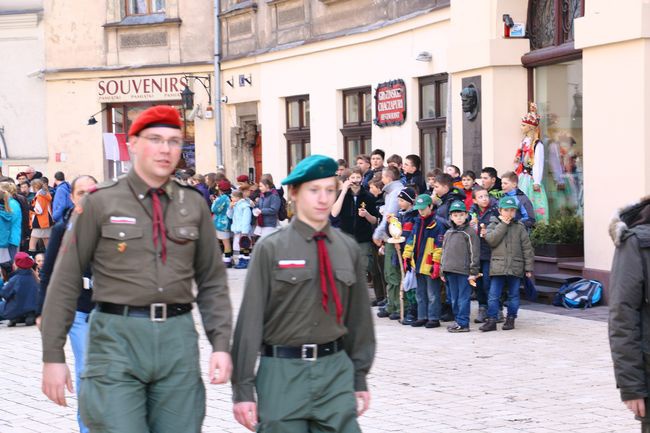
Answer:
[{"xmin": 534, "ymin": 59, "xmax": 583, "ymax": 221}]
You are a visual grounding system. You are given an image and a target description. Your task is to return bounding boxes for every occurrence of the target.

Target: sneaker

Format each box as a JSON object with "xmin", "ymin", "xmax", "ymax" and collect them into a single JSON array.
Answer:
[
  {"xmin": 447, "ymin": 323, "xmax": 470, "ymax": 333},
  {"xmin": 401, "ymin": 317, "xmax": 416, "ymax": 325},
  {"xmin": 389, "ymin": 313, "xmax": 400, "ymax": 321},
  {"xmin": 425, "ymin": 320, "xmax": 441, "ymax": 328},
  {"xmin": 376, "ymin": 310, "xmax": 390, "ymax": 318},
  {"xmin": 411, "ymin": 319, "xmax": 427, "ymax": 327}
]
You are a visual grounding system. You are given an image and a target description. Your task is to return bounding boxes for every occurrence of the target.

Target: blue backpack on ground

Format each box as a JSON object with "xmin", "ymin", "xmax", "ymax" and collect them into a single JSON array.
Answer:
[{"xmin": 552, "ymin": 277, "xmax": 603, "ymax": 309}]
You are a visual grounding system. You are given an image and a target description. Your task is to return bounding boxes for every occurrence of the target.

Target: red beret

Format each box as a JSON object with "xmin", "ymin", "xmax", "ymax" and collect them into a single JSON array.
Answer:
[
  {"xmin": 128, "ymin": 105, "xmax": 183, "ymax": 137},
  {"xmin": 236, "ymin": 174, "xmax": 249, "ymax": 183},
  {"xmin": 218, "ymin": 180, "xmax": 232, "ymax": 192},
  {"xmin": 14, "ymin": 252, "xmax": 34, "ymax": 269}
]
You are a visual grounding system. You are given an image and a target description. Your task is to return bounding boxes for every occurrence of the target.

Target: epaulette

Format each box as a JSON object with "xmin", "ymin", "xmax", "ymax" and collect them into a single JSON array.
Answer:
[{"xmin": 87, "ymin": 177, "xmax": 120, "ymax": 194}]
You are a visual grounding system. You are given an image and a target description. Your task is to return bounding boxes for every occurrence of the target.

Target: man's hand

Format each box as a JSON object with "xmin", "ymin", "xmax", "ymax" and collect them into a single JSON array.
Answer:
[
  {"xmin": 355, "ymin": 391, "xmax": 371, "ymax": 417},
  {"xmin": 479, "ymin": 223, "xmax": 487, "ymax": 238},
  {"xmin": 341, "ymin": 179, "xmax": 352, "ymax": 191},
  {"xmin": 373, "ymin": 238, "xmax": 383, "ymax": 248},
  {"xmin": 358, "ymin": 207, "xmax": 368, "ymax": 218},
  {"xmin": 35, "ymin": 315, "xmax": 42, "ymax": 331},
  {"xmin": 233, "ymin": 402, "xmax": 258, "ymax": 431},
  {"xmin": 533, "ymin": 184, "xmax": 541, "ymax": 192},
  {"xmin": 525, "ymin": 272, "xmax": 533, "ymax": 279},
  {"xmin": 208, "ymin": 351, "xmax": 232, "ymax": 384},
  {"xmin": 625, "ymin": 398, "xmax": 646, "ymax": 418},
  {"xmin": 42, "ymin": 363, "xmax": 73, "ymax": 407}
]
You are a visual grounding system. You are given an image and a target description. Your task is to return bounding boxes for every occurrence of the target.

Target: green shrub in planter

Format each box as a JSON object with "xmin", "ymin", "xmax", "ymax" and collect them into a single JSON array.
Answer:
[{"xmin": 530, "ymin": 209, "xmax": 584, "ymax": 248}]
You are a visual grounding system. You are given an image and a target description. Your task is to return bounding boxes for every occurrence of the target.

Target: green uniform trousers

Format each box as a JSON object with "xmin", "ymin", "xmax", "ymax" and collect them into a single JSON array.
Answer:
[
  {"xmin": 79, "ymin": 311, "xmax": 205, "ymax": 433},
  {"xmin": 255, "ymin": 350, "xmax": 360, "ymax": 433},
  {"xmin": 383, "ymin": 243, "xmax": 401, "ymax": 314}
]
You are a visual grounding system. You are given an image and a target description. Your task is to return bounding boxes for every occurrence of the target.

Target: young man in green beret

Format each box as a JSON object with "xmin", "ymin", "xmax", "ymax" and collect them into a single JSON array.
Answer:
[
  {"xmin": 232, "ymin": 154, "xmax": 376, "ymax": 433},
  {"xmin": 41, "ymin": 105, "xmax": 233, "ymax": 432}
]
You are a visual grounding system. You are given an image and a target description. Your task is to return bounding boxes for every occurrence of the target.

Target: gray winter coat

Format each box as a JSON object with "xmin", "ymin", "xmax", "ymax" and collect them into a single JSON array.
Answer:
[
  {"xmin": 441, "ymin": 222, "xmax": 480, "ymax": 276},
  {"xmin": 257, "ymin": 190, "xmax": 281, "ymax": 228},
  {"xmin": 484, "ymin": 216, "xmax": 534, "ymax": 277},
  {"xmin": 608, "ymin": 199, "xmax": 650, "ymax": 405}
]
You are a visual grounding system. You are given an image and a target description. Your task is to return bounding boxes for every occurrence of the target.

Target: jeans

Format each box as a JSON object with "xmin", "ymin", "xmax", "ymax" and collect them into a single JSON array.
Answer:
[
  {"xmin": 70, "ymin": 311, "xmax": 90, "ymax": 433},
  {"xmin": 488, "ymin": 276, "xmax": 521, "ymax": 319},
  {"xmin": 476, "ymin": 260, "xmax": 491, "ymax": 307},
  {"xmin": 415, "ymin": 273, "xmax": 441, "ymax": 321},
  {"xmin": 445, "ymin": 273, "xmax": 472, "ymax": 327}
]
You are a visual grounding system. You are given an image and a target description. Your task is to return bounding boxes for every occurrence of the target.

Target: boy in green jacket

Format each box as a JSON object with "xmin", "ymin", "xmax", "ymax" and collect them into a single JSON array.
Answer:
[{"xmin": 480, "ymin": 196, "xmax": 534, "ymax": 332}]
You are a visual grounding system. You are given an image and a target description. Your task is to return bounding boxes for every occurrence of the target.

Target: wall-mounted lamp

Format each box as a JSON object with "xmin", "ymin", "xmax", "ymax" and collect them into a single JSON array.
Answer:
[
  {"xmin": 416, "ymin": 51, "xmax": 432, "ymax": 62},
  {"xmin": 181, "ymin": 75, "xmax": 212, "ymax": 110},
  {"xmin": 87, "ymin": 106, "xmax": 108, "ymax": 125}
]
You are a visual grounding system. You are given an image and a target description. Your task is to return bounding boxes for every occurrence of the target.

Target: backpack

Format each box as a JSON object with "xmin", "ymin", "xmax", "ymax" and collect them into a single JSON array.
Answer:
[
  {"xmin": 277, "ymin": 194, "xmax": 288, "ymax": 221},
  {"xmin": 552, "ymin": 277, "xmax": 603, "ymax": 309}
]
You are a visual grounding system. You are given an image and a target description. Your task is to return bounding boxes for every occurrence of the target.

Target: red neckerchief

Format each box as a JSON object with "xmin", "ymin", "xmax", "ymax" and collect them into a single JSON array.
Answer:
[
  {"xmin": 149, "ymin": 188, "xmax": 167, "ymax": 264},
  {"xmin": 313, "ymin": 232, "xmax": 343, "ymax": 323}
]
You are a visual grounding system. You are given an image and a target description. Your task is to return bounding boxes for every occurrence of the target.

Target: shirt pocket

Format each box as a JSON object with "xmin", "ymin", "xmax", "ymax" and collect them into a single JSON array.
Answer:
[
  {"xmin": 271, "ymin": 268, "xmax": 312, "ymax": 308},
  {"xmin": 168, "ymin": 225, "xmax": 200, "ymax": 244},
  {"xmin": 334, "ymin": 269, "xmax": 356, "ymax": 288},
  {"xmin": 96, "ymin": 224, "xmax": 145, "ymax": 270}
]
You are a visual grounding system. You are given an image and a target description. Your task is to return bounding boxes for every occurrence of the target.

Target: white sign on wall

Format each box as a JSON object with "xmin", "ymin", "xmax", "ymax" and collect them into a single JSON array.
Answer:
[{"xmin": 97, "ymin": 75, "xmax": 189, "ymax": 103}]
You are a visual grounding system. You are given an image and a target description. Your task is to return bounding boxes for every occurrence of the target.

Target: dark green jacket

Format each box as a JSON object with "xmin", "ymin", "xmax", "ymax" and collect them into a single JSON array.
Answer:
[
  {"xmin": 484, "ymin": 216, "xmax": 534, "ymax": 277},
  {"xmin": 608, "ymin": 200, "xmax": 650, "ymax": 404}
]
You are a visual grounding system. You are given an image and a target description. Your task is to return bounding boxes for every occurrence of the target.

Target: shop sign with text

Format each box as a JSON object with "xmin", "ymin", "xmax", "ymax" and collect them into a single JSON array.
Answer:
[
  {"xmin": 374, "ymin": 79, "xmax": 406, "ymax": 127},
  {"xmin": 97, "ymin": 75, "xmax": 189, "ymax": 103}
]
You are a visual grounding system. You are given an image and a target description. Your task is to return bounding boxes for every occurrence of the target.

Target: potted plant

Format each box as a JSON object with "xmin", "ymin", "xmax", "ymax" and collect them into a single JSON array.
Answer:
[{"xmin": 530, "ymin": 209, "xmax": 584, "ymax": 258}]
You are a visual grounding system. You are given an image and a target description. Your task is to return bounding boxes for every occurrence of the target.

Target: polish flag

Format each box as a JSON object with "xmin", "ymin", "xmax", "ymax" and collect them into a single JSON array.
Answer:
[{"xmin": 103, "ymin": 133, "xmax": 130, "ymax": 161}]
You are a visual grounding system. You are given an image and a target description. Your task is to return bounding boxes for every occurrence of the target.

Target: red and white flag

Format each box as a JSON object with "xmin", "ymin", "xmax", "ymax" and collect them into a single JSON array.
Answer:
[{"xmin": 103, "ymin": 133, "xmax": 130, "ymax": 161}]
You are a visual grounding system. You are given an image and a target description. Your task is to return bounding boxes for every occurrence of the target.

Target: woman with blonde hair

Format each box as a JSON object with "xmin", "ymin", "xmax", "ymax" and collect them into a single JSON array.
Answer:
[
  {"xmin": 0, "ymin": 182, "xmax": 22, "ymax": 264},
  {"xmin": 28, "ymin": 178, "xmax": 53, "ymax": 253}
]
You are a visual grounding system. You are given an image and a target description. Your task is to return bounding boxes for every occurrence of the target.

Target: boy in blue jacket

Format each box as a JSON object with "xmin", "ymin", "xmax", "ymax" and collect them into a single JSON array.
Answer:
[
  {"xmin": 469, "ymin": 187, "xmax": 499, "ymax": 323},
  {"xmin": 0, "ymin": 252, "xmax": 39, "ymax": 326},
  {"xmin": 403, "ymin": 194, "xmax": 448, "ymax": 328},
  {"xmin": 228, "ymin": 186, "xmax": 253, "ymax": 269}
]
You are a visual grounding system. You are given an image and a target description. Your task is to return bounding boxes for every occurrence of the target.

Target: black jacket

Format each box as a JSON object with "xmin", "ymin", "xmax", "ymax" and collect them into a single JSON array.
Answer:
[
  {"xmin": 38, "ymin": 208, "xmax": 94, "ymax": 315},
  {"xmin": 337, "ymin": 189, "xmax": 379, "ymax": 244},
  {"xmin": 609, "ymin": 199, "xmax": 650, "ymax": 405},
  {"xmin": 437, "ymin": 187, "xmax": 466, "ymax": 222},
  {"xmin": 404, "ymin": 171, "xmax": 427, "ymax": 195}
]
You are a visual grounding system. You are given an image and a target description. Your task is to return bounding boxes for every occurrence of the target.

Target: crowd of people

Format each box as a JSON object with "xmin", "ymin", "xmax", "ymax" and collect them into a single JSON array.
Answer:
[{"xmin": 329, "ymin": 149, "xmax": 536, "ymax": 332}]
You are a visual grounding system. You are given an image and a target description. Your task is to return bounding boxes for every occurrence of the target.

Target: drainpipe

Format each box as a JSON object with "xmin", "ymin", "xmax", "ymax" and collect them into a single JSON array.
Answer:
[{"xmin": 214, "ymin": 0, "xmax": 224, "ymax": 169}]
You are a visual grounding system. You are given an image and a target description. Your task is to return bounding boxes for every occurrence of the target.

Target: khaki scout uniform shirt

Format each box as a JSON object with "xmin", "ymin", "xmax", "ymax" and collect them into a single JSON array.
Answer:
[
  {"xmin": 231, "ymin": 218, "xmax": 376, "ymax": 402},
  {"xmin": 41, "ymin": 170, "xmax": 232, "ymax": 363}
]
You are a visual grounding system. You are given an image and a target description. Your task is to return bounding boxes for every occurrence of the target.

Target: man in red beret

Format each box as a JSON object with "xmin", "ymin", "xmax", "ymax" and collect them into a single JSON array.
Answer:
[{"xmin": 41, "ymin": 105, "xmax": 233, "ymax": 432}]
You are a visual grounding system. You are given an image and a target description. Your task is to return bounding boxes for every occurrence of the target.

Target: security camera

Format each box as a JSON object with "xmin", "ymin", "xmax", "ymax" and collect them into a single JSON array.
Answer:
[
  {"xmin": 220, "ymin": 95, "xmax": 228, "ymax": 103},
  {"xmin": 503, "ymin": 14, "xmax": 514, "ymax": 28}
]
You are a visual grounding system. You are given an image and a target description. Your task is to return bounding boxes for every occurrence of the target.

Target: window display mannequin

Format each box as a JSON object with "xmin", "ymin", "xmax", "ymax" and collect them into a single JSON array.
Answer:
[{"xmin": 514, "ymin": 102, "xmax": 549, "ymax": 225}]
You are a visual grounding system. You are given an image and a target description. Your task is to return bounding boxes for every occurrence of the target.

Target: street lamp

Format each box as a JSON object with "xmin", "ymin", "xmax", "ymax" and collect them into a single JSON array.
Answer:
[
  {"xmin": 87, "ymin": 106, "xmax": 108, "ymax": 125},
  {"xmin": 181, "ymin": 84, "xmax": 195, "ymax": 110}
]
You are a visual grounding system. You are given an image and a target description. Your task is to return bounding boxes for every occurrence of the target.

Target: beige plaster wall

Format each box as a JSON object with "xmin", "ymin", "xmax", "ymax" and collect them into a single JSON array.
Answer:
[
  {"xmin": 222, "ymin": 8, "xmax": 451, "ymax": 184},
  {"xmin": 0, "ymin": 7, "xmax": 47, "ymax": 171},
  {"xmin": 576, "ymin": 0, "xmax": 650, "ymax": 272}
]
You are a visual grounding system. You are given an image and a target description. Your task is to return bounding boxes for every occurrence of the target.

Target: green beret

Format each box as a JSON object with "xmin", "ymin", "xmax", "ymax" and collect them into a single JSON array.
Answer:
[{"xmin": 281, "ymin": 155, "xmax": 338, "ymax": 186}]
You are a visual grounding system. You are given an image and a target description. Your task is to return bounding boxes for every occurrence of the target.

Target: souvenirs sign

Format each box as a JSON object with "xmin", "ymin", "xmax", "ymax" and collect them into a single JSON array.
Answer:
[{"xmin": 374, "ymin": 79, "xmax": 406, "ymax": 127}]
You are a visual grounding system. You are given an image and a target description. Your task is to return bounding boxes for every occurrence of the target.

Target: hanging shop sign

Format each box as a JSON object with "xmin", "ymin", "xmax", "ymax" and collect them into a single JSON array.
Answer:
[
  {"xmin": 374, "ymin": 79, "xmax": 406, "ymax": 127},
  {"xmin": 97, "ymin": 75, "xmax": 189, "ymax": 103}
]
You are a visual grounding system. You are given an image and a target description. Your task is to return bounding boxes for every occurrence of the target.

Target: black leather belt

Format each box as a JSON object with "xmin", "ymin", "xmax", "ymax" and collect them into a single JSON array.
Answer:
[
  {"xmin": 262, "ymin": 338, "xmax": 344, "ymax": 361},
  {"xmin": 96, "ymin": 302, "xmax": 192, "ymax": 322}
]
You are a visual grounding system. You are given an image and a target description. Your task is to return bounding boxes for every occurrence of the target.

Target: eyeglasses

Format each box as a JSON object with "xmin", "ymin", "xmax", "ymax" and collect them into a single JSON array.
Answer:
[{"xmin": 139, "ymin": 135, "xmax": 184, "ymax": 148}]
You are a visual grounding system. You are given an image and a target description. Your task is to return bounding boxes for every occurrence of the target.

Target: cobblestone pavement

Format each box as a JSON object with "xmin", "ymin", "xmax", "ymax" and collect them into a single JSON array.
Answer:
[{"xmin": 0, "ymin": 269, "xmax": 637, "ymax": 432}]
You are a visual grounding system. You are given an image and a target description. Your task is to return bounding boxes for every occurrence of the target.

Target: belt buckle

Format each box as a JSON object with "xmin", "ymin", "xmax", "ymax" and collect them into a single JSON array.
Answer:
[
  {"xmin": 150, "ymin": 303, "xmax": 167, "ymax": 322},
  {"xmin": 301, "ymin": 344, "xmax": 317, "ymax": 361}
]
